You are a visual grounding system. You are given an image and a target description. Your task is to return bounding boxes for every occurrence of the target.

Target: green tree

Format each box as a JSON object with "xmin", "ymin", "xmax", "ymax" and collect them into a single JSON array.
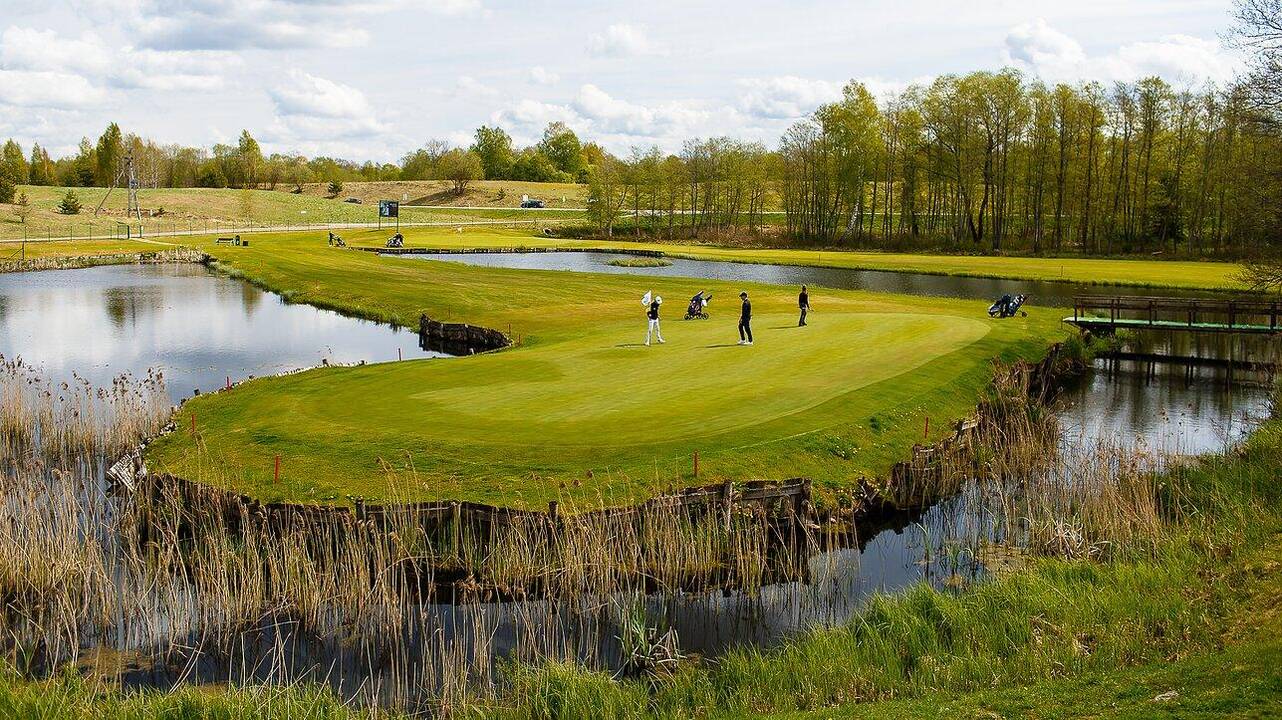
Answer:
[
  {"xmin": 14, "ymin": 191, "xmax": 30, "ymax": 224},
  {"xmin": 57, "ymin": 189, "xmax": 82, "ymax": 215},
  {"xmin": 2, "ymin": 140, "xmax": 28, "ymax": 184},
  {"xmin": 470, "ymin": 126, "xmax": 514, "ymax": 180},
  {"xmin": 0, "ymin": 172, "xmax": 14, "ymax": 204},
  {"xmin": 237, "ymin": 130, "xmax": 263, "ymax": 188},
  {"xmin": 437, "ymin": 149, "xmax": 483, "ymax": 195},
  {"xmin": 327, "ymin": 179, "xmax": 344, "ymax": 196},
  {"xmin": 400, "ymin": 140, "xmax": 450, "ymax": 180},
  {"xmin": 28, "ymin": 143, "xmax": 53, "ymax": 185},
  {"xmin": 586, "ymin": 154, "xmax": 629, "ymax": 236},
  {"xmin": 510, "ymin": 148, "xmax": 566, "ymax": 182},
  {"xmin": 95, "ymin": 122, "xmax": 124, "ymax": 186},
  {"xmin": 537, "ymin": 122, "xmax": 584, "ymax": 178}
]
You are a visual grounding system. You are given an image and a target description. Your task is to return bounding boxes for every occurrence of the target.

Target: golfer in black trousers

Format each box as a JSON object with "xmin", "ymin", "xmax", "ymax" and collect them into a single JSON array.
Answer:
[
  {"xmin": 737, "ymin": 291, "xmax": 753, "ymax": 345},
  {"xmin": 798, "ymin": 285, "xmax": 809, "ymax": 326}
]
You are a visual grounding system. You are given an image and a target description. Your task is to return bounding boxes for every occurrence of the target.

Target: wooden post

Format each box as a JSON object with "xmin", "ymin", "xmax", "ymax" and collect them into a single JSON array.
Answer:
[
  {"xmin": 722, "ymin": 480, "xmax": 734, "ymax": 533},
  {"xmin": 451, "ymin": 501, "xmax": 462, "ymax": 557},
  {"xmin": 398, "ymin": 347, "xmax": 402, "ymax": 361},
  {"xmin": 923, "ymin": 416, "xmax": 930, "ymax": 440}
]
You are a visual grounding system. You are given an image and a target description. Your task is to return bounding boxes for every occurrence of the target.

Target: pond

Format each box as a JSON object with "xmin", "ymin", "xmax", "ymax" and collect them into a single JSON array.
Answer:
[
  {"xmin": 387, "ymin": 249, "xmax": 1230, "ymax": 307},
  {"xmin": 0, "ymin": 263, "xmax": 450, "ymax": 403}
]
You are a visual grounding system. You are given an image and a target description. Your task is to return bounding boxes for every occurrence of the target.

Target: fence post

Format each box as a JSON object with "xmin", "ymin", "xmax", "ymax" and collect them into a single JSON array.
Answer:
[{"xmin": 722, "ymin": 480, "xmax": 734, "ymax": 533}]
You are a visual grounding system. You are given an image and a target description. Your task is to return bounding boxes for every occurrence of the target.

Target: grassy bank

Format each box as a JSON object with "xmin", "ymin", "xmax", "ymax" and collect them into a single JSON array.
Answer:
[
  {"xmin": 144, "ymin": 229, "xmax": 1065, "ymax": 505},
  {"xmin": 0, "ymin": 186, "xmax": 582, "ymax": 242},
  {"xmin": 5, "ymin": 416, "xmax": 1281, "ymax": 718}
]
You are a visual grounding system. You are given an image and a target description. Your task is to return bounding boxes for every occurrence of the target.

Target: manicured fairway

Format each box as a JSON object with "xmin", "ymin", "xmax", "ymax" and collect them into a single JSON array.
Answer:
[{"xmin": 145, "ymin": 229, "xmax": 1066, "ymax": 507}]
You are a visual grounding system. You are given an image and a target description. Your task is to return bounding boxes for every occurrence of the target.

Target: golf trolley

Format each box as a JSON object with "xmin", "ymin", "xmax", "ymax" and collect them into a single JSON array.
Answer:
[{"xmin": 684, "ymin": 291, "xmax": 712, "ymax": 320}]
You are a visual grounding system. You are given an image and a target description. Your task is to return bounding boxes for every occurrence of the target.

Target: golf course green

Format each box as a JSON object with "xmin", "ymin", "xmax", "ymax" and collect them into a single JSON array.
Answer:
[{"xmin": 142, "ymin": 228, "xmax": 1068, "ymax": 507}]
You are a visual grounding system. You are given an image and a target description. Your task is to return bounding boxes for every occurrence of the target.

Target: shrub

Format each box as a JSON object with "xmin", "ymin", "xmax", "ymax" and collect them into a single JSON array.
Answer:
[{"xmin": 57, "ymin": 190, "xmax": 82, "ymax": 215}]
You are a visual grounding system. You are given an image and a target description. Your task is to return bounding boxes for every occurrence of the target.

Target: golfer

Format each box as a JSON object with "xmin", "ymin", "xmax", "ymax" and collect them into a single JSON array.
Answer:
[
  {"xmin": 798, "ymin": 285, "xmax": 810, "ymax": 327},
  {"xmin": 645, "ymin": 294, "xmax": 664, "ymax": 345},
  {"xmin": 737, "ymin": 291, "xmax": 753, "ymax": 345}
]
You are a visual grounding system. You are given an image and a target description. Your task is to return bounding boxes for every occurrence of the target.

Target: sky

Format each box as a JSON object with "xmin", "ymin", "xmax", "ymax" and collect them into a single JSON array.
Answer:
[{"xmin": 0, "ymin": 0, "xmax": 1246, "ymax": 162}]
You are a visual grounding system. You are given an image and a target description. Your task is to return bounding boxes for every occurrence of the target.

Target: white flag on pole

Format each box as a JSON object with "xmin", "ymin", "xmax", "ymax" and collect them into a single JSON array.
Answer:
[{"xmin": 641, "ymin": 291, "xmax": 652, "ymax": 306}]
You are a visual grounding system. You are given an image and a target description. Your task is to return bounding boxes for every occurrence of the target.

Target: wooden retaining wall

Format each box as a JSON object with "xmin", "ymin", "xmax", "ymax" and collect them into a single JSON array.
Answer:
[{"xmin": 418, "ymin": 313, "xmax": 510, "ymax": 353}]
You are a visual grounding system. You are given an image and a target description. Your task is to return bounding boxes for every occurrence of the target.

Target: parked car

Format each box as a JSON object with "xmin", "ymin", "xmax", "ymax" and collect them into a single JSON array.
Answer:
[
  {"xmin": 520, "ymin": 199, "xmax": 545, "ymax": 208},
  {"xmin": 344, "ymin": 197, "xmax": 362, "ymax": 204}
]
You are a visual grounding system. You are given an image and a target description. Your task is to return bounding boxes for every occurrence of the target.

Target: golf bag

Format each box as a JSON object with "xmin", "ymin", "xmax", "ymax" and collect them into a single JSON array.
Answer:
[
  {"xmin": 988, "ymin": 293, "xmax": 1027, "ymax": 318},
  {"xmin": 685, "ymin": 291, "xmax": 711, "ymax": 320},
  {"xmin": 385, "ymin": 233, "xmax": 405, "ymax": 248}
]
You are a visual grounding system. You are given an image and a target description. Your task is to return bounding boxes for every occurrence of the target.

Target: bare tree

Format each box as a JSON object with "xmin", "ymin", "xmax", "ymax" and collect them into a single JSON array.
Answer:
[{"xmin": 1229, "ymin": 0, "xmax": 1282, "ymax": 119}]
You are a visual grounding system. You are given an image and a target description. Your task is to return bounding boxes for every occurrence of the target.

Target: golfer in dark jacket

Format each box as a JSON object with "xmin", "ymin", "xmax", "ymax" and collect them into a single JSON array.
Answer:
[
  {"xmin": 645, "ymin": 296, "xmax": 664, "ymax": 345},
  {"xmin": 798, "ymin": 285, "xmax": 810, "ymax": 326},
  {"xmin": 737, "ymin": 292, "xmax": 753, "ymax": 345}
]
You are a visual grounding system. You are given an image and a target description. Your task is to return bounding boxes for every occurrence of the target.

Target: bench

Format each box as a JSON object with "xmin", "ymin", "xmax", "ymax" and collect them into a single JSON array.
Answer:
[{"xmin": 215, "ymin": 235, "xmax": 247, "ymax": 247}]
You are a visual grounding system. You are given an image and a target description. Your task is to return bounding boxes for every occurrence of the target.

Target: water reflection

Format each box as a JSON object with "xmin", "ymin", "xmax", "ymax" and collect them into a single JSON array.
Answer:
[{"xmin": 0, "ymin": 265, "xmax": 451, "ymax": 403}]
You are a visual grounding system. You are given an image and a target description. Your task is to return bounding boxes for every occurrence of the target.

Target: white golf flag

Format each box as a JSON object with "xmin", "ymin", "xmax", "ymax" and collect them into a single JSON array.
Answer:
[{"xmin": 641, "ymin": 291, "xmax": 652, "ymax": 306}]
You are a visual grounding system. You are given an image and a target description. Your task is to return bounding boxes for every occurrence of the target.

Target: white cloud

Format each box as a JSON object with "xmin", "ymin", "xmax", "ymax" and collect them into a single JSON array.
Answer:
[
  {"xmin": 494, "ymin": 84, "xmax": 755, "ymax": 151},
  {"xmin": 735, "ymin": 76, "xmax": 843, "ymax": 120},
  {"xmin": 529, "ymin": 66, "xmax": 559, "ymax": 85},
  {"xmin": 0, "ymin": 26, "xmax": 232, "ymax": 92},
  {"xmin": 454, "ymin": 75, "xmax": 498, "ymax": 98},
  {"xmin": 82, "ymin": 0, "xmax": 367, "ymax": 51},
  {"xmin": 0, "ymin": 69, "xmax": 109, "ymax": 109},
  {"xmin": 493, "ymin": 98, "xmax": 577, "ymax": 130},
  {"xmin": 1004, "ymin": 18, "xmax": 1242, "ymax": 84},
  {"xmin": 586, "ymin": 24, "xmax": 666, "ymax": 58},
  {"xmin": 267, "ymin": 70, "xmax": 385, "ymax": 140}
]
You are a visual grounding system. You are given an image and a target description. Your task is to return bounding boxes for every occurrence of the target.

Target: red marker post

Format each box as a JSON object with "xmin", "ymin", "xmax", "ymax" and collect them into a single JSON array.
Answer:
[{"xmin": 274, "ymin": 455, "xmax": 281, "ymax": 483}]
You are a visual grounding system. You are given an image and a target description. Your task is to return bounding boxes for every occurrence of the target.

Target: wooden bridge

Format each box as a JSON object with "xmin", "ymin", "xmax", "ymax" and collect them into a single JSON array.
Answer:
[{"xmin": 1066, "ymin": 296, "xmax": 1281, "ymax": 335}]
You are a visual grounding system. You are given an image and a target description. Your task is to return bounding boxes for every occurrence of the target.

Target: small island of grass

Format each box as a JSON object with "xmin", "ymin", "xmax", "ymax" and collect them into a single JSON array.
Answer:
[{"xmin": 606, "ymin": 256, "xmax": 673, "ymax": 268}]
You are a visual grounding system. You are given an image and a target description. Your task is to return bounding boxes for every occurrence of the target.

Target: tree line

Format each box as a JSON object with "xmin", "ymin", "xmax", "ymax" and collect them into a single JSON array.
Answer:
[
  {"xmin": 0, "ymin": 120, "xmax": 602, "ymax": 198},
  {"xmin": 579, "ymin": 72, "xmax": 1282, "ymax": 258}
]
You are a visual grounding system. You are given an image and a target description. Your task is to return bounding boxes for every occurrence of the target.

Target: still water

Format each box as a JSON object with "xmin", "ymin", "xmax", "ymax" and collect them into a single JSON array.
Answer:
[
  {"xmin": 390, "ymin": 249, "xmax": 1229, "ymax": 307},
  {"xmin": 0, "ymin": 264, "xmax": 448, "ymax": 402}
]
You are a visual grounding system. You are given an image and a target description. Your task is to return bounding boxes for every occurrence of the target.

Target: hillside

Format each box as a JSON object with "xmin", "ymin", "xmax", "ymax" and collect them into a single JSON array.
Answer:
[
  {"xmin": 0, "ymin": 185, "xmax": 582, "ymax": 241},
  {"xmin": 285, "ymin": 180, "xmax": 588, "ymax": 208}
]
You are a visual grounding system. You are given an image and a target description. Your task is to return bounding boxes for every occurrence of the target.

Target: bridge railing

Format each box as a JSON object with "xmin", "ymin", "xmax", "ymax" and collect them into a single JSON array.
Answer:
[{"xmin": 1071, "ymin": 296, "xmax": 1280, "ymax": 332}]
